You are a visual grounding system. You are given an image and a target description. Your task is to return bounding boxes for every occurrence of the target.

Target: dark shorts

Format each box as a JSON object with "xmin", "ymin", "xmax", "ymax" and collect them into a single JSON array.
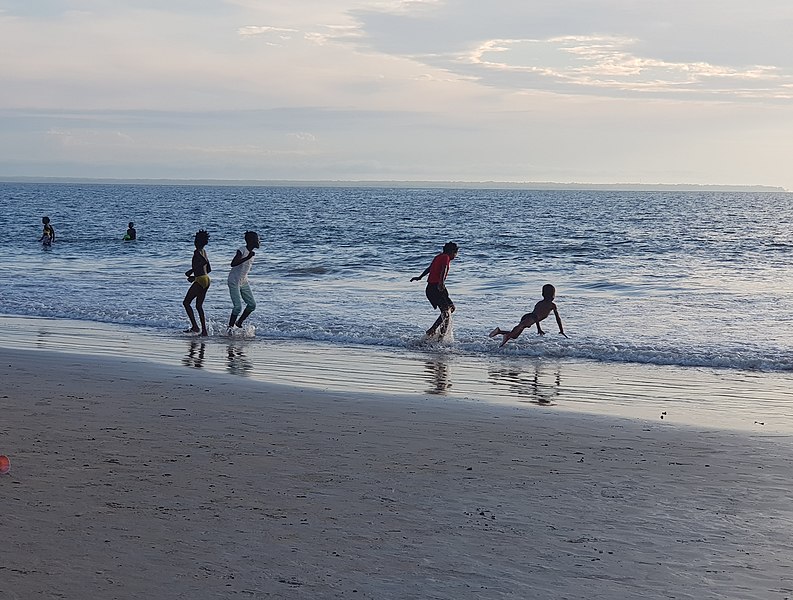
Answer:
[
  {"xmin": 520, "ymin": 312, "xmax": 538, "ymax": 324},
  {"xmin": 426, "ymin": 284, "xmax": 453, "ymax": 311}
]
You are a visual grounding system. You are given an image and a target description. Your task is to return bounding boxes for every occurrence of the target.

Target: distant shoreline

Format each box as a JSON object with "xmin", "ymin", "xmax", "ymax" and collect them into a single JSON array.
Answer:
[{"xmin": 0, "ymin": 176, "xmax": 787, "ymax": 193}]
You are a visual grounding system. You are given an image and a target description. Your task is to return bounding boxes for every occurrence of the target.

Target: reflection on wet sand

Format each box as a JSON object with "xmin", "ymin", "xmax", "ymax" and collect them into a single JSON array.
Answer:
[
  {"xmin": 36, "ymin": 329, "xmax": 54, "ymax": 350},
  {"xmin": 227, "ymin": 343, "xmax": 253, "ymax": 376},
  {"xmin": 489, "ymin": 363, "xmax": 561, "ymax": 405},
  {"xmin": 424, "ymin": 358, "xmax": 452, "ymax": 395},
  {"xmin": 182, "ymin": 339, "xmax": 206, "ymax": 369}
]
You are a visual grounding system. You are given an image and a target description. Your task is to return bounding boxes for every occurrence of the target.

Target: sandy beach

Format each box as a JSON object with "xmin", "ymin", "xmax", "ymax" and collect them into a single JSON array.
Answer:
[{"xmin": 2, "ymin": 343, "xmax": 793, "ymax": 600}]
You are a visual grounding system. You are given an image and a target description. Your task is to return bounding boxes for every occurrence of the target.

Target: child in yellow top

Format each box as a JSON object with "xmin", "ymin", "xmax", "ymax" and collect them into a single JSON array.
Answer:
[
  {"xmin": 183, "ymin": 230, "xmax": 212, "ymax": 336},
  {"xmin": 40, "ymin": 216, "xmax": 55, "ymax": 246}
]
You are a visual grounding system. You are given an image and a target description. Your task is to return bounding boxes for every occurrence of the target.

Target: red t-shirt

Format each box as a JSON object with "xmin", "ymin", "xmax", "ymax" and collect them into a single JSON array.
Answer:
[{"xmin": 427, "ymin": 253, "xmax": 451, "ymax": 285}]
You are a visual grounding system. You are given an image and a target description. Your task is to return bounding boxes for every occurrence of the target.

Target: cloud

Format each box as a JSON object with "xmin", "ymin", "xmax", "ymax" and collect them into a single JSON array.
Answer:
[
  {"xmin": 46, "ymin": 127, "xmax": 134, "ymax": 147},
  {"xmin": 464, "ymin": 35, "xmax": 793, "ymax": 99},
  {"xmin": 360, "ymin": 0, "xmax": 444, "ymax": 16},
  {"xmin": 289, "ymin": 132, "xmax": 318, "ymax": 143},
  {"xmin": 304, "ymin": 24, "xmax": 363, "ymax": 46},
  {"xmin": 238, "ymin": 23, "xmax": 364, "ymax": 47},
  {"xmin": 237, "ymin": 25, "xmax": 297, "ymax": 40},
  {"xmin": 350, "ymin": 0, "xmax": 793, "ymax": 101}
]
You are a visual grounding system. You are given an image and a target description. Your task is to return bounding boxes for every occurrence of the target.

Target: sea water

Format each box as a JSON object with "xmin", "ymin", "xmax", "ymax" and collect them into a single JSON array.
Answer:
[
  {"xmin": 2, "ymin": 182, "xmax": 793, "ymax": 371},
  {"xmin": 4, "ymin": 182, "xmax": 793, "ymax": 429}
]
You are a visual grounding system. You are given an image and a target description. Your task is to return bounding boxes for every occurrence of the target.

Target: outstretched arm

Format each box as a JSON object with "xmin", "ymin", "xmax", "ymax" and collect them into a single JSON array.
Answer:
[
  {"xmin": 411, "ymin": 264, "xmax": 431, "ymax": 282},
  {"xmin": 554, "ymin": 307, "xmax": 568, "ymax": 338}
]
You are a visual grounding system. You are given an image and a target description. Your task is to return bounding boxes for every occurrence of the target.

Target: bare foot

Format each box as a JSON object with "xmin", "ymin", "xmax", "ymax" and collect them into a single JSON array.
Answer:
[
  {"xmin": 201, "ymin": 330, "xmax": 209, "ymax": 337},
  {"xmin": 184, "ymin": 327, "xmax": 200, "ymax": 334},
  {"xmin": 488, "ymin": 327, "xmax": 501, "ymax": 338}
]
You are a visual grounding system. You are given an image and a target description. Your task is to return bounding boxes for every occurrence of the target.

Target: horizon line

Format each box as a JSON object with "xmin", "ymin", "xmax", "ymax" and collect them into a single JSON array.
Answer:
[{"xmin": 0, "ymin": 175, "xmax": 787, "ymax": 193}]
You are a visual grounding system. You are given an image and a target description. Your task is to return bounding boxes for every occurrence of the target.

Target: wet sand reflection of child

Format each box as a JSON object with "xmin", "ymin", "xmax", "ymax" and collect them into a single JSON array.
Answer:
[
  {"xmin": 424, "ymin": 359, "xmax": 452, "ymax": 395},
  {"xmin": 182, "ymin": 339, "xmax": 206, "ymax": 368}
]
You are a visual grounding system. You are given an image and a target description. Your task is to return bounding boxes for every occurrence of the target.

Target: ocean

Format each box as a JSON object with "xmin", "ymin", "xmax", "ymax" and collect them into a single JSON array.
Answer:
[{"xmin": 2, "ymin": 182, "xmax": 793, "ymax": 428}]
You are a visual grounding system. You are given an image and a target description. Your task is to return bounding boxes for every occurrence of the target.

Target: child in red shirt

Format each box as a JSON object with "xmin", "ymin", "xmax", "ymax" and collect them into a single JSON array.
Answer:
[{"xmin": 411, "ymin": 242, "xmax": 459, "ymax": 338}]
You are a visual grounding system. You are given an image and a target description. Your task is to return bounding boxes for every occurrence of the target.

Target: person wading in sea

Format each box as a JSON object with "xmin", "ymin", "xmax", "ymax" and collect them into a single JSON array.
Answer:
[{"xmin": 411, "ymin": 241, "xmax": 459, "ymax": 339}]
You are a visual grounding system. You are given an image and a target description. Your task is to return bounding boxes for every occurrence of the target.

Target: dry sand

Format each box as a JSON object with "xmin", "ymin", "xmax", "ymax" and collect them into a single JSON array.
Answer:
[{"xmin": 1, "ymin": 347, "xmax": 792, "ymax": 599}]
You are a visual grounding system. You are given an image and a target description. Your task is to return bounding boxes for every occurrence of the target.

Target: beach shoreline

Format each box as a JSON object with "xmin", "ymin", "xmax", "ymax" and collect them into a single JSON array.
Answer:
[
  {"xmin": 0, "ymin": 313, "xmax": 791, "ymax": 433},
  {"xmin": 1, "ymin": 341, "xmax": 792, "ymax": 598}
]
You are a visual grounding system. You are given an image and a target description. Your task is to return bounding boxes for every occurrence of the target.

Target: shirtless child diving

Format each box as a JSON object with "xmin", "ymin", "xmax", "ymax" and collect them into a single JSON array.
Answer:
[{"xmin": 489, "ymin": 284, "xmax": 567, "ymax": 347}]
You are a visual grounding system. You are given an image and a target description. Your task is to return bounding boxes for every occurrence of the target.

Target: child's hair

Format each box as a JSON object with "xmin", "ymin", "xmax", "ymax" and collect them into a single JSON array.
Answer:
[
  {"xmin": 442, "ymin": 241, "xmax": 458, "ymax": 254},
  {"xmin": 42, "ymin": 216, "xmax": 50, "ymax": 224},
  {"xmin": 542, "ymin": 284, "xmax": 555, "ymax": 299},
  {"xmin": 244, "ymin": 231, "xmax": 258, "ymax": 245},
  {"xmin": 128, "ymin": 222, "xmax": 134, "ymax": 229},
  {"xmin": 194, "ymin": 229, "xmax": 210, "ymax": 248}
]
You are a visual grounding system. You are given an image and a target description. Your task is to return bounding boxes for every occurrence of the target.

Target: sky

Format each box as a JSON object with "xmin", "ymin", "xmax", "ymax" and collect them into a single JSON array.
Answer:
[{"xmin": 1, "ymin": 0, "xmax": 792, "ymax": 188}]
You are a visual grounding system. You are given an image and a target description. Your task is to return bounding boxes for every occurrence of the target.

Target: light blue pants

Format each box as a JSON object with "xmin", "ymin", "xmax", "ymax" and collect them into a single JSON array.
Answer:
[{"xmin": 229, "ymin": 282, "xmax": 256, "ymax": 317}]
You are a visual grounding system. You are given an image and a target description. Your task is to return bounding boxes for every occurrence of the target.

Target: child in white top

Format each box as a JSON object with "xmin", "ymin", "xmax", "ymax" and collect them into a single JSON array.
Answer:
[{"xmin": 227, "ymin": 231, "xmax": 260, "ymax": 329}]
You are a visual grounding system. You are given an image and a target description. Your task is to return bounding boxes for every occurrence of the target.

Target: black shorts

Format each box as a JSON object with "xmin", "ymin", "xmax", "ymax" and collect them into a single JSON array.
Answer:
[
  {"xmin": 426, "ymin": 284, "xmax": 453, "ymax": 311},
  {"xmin": 520, "ymin": 312, "xmax": 538, "ymax": 324}
]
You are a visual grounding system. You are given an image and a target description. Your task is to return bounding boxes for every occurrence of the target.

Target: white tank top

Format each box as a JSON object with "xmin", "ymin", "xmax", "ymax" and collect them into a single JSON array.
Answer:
[{"xmin": 227, "ymin": 246, "xmax": 254, "ymax": 285}]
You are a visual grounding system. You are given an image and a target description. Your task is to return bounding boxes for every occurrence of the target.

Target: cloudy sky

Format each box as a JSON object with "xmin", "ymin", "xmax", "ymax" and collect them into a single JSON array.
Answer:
[{"xmin": 1, "ymin": 0, "xmax": 792, "ymax": 187}]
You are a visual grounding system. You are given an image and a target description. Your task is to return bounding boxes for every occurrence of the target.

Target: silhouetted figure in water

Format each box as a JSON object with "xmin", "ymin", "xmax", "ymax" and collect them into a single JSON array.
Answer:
[{"xmin": 40, "ymin": 216, "xmax": 55, "ymax": 246}]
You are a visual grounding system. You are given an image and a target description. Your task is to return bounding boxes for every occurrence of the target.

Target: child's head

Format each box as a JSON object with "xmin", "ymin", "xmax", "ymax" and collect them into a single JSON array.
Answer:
[
  {"xmin": 42, "ymin": 216, "xmax": 50, "ymax": 225},
  {"xmin": 542, "ymin": 284, "xmax": 555, "ymax": 300},
  {"xmin": 244, "ymin": 231, "xmax": 260, "ymax": 249},
  {"xmin": 194, "ymin": 229, "xmax": 210, "ymax": 249},
  {"xmin": 442, "ymin": 241, "xmax": 459, "ymax": 257},
  {"xmin": 128, "ymin": 222, "xmax": 135, "ymax": 229}
]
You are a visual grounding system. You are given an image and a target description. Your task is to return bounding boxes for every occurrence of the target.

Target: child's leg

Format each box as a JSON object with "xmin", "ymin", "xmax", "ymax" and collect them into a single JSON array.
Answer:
[
  {"xmin": 437, "ymin": 308, "xmax": 452, "ymax": 337},
  {"xmin": 183, "ymin": 285, "xmax": 200, "ymax": 332},
  {"xmin": 489, "ymin": 327, "xmax": 507, "ymax": 337},
  {"xmin": 228, "ymin": 283, "xmax": 242, "ymax": 327},
  {"xmin": 499, "ymin": 316, "xmax": 535, "ymax": 347},
  {"xmin": 236, "ymin": 283, "xmax": 257, "ymax": 327},
  {"xmin": 195, "ymin": 288, "xmax": 209, "ymax": 336},
  {"xmin": 427, "ymin": 312, "xmax": 444, "ymax": 336}
]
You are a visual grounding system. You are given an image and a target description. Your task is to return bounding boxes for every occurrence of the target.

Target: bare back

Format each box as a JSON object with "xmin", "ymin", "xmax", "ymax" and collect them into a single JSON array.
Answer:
[{"xmin": 531, "ymin": 298, "xmax": 556, "ymax": 321}]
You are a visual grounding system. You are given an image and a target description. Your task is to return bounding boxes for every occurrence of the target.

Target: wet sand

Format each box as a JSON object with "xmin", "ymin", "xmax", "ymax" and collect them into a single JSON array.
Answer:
[
  {"xmin": 1, "ymin": 314, "xmax": 792, "ymax": 432},
  {"xmin": 1, "ymin": 340, "xmax": 793, "ymax": 599}
]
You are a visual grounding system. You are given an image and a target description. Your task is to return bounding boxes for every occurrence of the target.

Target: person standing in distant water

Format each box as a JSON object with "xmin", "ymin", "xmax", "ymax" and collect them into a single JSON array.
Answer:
[
  {"xmin": 227, "ymin": 231, "xmax": 260, "ymax": 331},
  {"xmin": 489, "ymin": 283, "xmax": 568, "ymax": 347},
  {"xmin": 124, "ymin": 222, "xmax": 137, "ymax": 241},
  {"xmin": 39, "ymin": 216, "xmax": 55, "ymax": 246},
  {"xmin": 411, "ymin": 242, "xmax": 459, "ymax": 338},
  {"xmin": 183, "ymin": 229, "xmax": 211, "ymax": 336}
]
